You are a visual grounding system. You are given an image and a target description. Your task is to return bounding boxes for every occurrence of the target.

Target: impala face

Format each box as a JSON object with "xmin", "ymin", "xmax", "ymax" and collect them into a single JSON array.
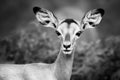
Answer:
[
  {"xmin": 33, "ymin": 7, "xmax": 105, "ymax": 54},
  {"xmin": 56, "ymin": 19, "xmax": 82, "ymax": 54}
]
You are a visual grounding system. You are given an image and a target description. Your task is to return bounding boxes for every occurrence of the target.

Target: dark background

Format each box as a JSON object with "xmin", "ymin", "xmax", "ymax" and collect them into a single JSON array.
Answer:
[{"xmin": 0, "ymin": 0, "xmax": 120, "ymax": 80}]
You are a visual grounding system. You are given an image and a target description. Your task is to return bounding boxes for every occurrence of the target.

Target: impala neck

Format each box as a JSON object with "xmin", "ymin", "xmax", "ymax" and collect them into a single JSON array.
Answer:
[{"xmin": 54, "ymin": 48, "xmax": 75, "ymax": 80}]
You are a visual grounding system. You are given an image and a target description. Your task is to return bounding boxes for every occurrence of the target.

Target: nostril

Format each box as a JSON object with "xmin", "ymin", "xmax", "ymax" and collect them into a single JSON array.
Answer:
[{"xmin": 63, "ymin": 44, "xmax": 71, "ymax": 49}]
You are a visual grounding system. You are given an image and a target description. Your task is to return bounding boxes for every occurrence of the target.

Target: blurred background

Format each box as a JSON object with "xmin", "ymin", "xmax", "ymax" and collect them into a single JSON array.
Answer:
[{"xmin": 0, "ymin": 0, "xmax": 120, "ymax": 80}]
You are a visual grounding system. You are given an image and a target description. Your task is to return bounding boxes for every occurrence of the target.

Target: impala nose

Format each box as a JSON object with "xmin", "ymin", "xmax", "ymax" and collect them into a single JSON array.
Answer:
[{"xmin": 63, "ymin": 44, "xmax": 71, "ymax": 49}]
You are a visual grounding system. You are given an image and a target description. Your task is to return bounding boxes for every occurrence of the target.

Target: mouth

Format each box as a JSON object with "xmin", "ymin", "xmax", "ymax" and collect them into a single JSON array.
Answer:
[
  {"xmin": 64, "ymin": 49, "xmax": 71, "ymax": 52},
  {"xmin": 63, "ymin": 49, "xmax": 72, "ymax": 54}
]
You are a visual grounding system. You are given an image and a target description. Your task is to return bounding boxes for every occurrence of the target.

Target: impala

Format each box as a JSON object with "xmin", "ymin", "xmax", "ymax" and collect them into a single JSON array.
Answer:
[{"xmin": 0, "ymin": 6, "xmax": 104, "ymax": 80}]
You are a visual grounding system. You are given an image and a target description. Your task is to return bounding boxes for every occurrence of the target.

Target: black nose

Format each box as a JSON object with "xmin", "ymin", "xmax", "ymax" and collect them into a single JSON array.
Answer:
[{"xmin": 63, "ymin": 44, "xmax": 71, "ymax": 49}]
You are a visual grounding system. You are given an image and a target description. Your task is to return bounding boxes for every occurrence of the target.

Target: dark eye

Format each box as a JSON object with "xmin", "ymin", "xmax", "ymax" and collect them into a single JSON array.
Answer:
[
  {"xmin": 76, "ymin": 31, "xmax": 82, "ymax": 37},
  {"xmin": 55, "ymin": 31, "xmax": 61, "ymax": 36}
]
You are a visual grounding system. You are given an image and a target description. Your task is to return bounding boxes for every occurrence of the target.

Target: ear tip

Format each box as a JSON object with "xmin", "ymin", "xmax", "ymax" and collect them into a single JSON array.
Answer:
[
  {"xmin": 33, "ymin": 6, "xmax": 41, "ymax": 14},
  {"xmin": 97, "ymin": 8, "xmax": 105, "ymax": 16}
]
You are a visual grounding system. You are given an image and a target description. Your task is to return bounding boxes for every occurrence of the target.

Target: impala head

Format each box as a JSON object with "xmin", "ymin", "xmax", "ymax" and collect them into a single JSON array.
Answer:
[{"xmin": 33, "ymin": 7, "xmax": 105, "ymax": 54}]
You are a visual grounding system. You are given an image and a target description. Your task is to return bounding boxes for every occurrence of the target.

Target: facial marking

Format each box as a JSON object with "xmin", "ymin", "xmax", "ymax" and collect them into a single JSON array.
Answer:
[
  {"xmin": 57, "ymin": 19, "xmax": 81, "ymax": 54},
  {"xmin": 61, "ymin": 19, "xmax": 78, "ymax": 25},
  {"xmin": 58, "ymin": 19, "xmax": 80, "ymax": 41},
  {"xmin": 65, "ymin": 33, "xmax": 70, "ymax": 41}
]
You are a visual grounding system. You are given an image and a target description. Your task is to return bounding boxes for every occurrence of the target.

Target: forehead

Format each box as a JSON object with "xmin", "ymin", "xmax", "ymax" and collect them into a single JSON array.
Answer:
[
  {"xmin": 61, "ymin": 19, "xmax": 78, "ymax": 25},
  {"xmin": 58, "ymin": 19, "xmax": 79, "ymax": 32}
]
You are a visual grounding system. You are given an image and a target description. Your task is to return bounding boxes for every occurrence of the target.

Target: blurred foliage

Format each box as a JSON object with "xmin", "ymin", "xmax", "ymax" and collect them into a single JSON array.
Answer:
[
  {"xmin": 72, "ymin": 37, "xmax": 120, "ymax": 80},
  {"xmin": 0, "ymin": 24, "xmax": 120, "ymax": 80}
]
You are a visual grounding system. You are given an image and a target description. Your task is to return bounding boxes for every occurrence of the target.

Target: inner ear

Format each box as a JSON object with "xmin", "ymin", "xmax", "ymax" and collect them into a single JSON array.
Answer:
[
  {"xmin": 33, "ymin": 6, "xmax": 58, "ymax": 29},
  {"xmin": 81, "ymin": 8, "xmax": 105, "ymax": 29}
]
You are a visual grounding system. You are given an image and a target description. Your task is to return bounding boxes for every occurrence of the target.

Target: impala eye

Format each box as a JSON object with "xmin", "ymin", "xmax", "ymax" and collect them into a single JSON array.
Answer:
[
  {"xmin": 55, "ymin": 31, "xmax": 61, "ymax": 36},
  {"xmin": 76, "ymin": 31, "xmax": 82, "ymax": 37}
]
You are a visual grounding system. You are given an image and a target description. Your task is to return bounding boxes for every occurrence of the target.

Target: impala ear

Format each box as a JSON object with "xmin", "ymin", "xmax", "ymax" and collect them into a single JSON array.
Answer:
[
  {"xmin": 81, "ymin": 8, "xmax": 105, "ymax": 29},
  {"xmin": 33, "ymin": 7, "xmax": 58, "ymax": 29}
]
